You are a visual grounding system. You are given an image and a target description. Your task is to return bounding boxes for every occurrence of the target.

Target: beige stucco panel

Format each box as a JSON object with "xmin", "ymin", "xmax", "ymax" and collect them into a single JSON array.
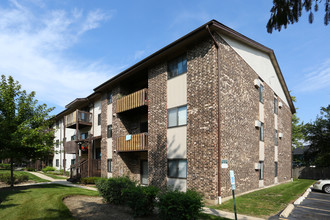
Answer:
[
  {"xmin": 167, "ymin": 126, "xmax": 187, "ymax": 159},
  {"xmin": 167, "ymin": 73, "xmax": 187, "ymax": 109},
  {"xmin": 92, "ymin": 99, "xmax": 102, "ymax": 136},
  {"xmin": 259, "ymin": 102, "xmax": 264, "ymax": 122},
  {"xmin": 259, "ymin": 141, "xmax": 265, "ymax": 161}
]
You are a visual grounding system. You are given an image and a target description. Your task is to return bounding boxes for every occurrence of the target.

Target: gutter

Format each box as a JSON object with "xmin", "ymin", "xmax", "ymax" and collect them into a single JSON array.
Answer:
[{"xmin": 206, "ymin": 24, "xmax": 222, "ymax": 204}]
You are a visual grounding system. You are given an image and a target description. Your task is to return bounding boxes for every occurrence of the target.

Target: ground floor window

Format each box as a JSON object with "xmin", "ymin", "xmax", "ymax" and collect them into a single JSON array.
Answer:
[
  {"xmin": 168, "ymin": 159, "xmax": 187, "ymax": 178},
  {"xmin": 107, "ymin": 159, "xmax": 112, "ymax": 173},
  {"xmin": 259, "ymin": 161, "xmax": 264, "ymax": 180},
  {"xmin": 56, "ymin": 159, "xmax": 59, "ymax": 167},
  {"xmin": 71, "ymin": 159, "xmax": 75, "ymax": 165}
]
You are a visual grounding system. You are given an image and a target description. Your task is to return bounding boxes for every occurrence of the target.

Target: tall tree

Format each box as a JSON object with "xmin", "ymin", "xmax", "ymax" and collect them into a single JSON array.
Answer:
[
  {"xmin": 0, "ymin": 75, "xmax": 54, "ymax": 187},
  {"xmin": 291, "ymin": 96, "xmax": 305, "ymax": 149},
  {"xmin": 303, "ymin": 105, "xmax": 330, "ymax": 167},
  {"xmin": 267, "ymin": 0, "xmax": 330, "ymax": 33}
]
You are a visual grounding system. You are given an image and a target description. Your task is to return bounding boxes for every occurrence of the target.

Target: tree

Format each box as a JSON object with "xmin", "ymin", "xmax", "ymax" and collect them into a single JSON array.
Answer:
[
  {"xmin": 291, "ymin": 96, "xmax": 306, "ymax": 149},
  {"xmin": 0, "ymin": 75, "xmax": 54, "ymax": 187},
  {"xmin": 303, "ymin": 105, "xmax": 330, "ymax": 167},
  {"xmin": 267, "ymin": 0, "xmax": 330, "ymax": 33}
]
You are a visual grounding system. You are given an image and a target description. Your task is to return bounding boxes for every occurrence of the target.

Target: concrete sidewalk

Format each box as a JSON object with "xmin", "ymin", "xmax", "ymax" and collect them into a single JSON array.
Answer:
[
  {"xmin": 27, "ymin": 171, "xmax": 97, "ymax": 191},
  {"xmin": 203, "ymin": 207, "xmax": 265, "ymax": 220}
]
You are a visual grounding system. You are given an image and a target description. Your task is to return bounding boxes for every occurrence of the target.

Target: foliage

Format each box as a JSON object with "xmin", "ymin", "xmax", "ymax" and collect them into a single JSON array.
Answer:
[
  {"xmin": 0, "ymin": 170, "xmax": 49, "ymax": 183},
  {"xmin": 267, "ymin": 0, "xmax": 330, "ymax": 33},
  {"xmin": 0, "ymin": 163, "xmax": 11, "ymax": 169},
  {"xmin": 291, "ymin": 95, "xmax": 306, "ymax": 149},
  {"xmin": 157, "ymin": 189, "xmax": 204, "ymax": 220},
  {"xmin": 96, "ymin": 176, "xmax": 136, "ymax": 205},
  {"xmin": 122, "ymin": 185, "xmax": 159, "ymax": 217},
  {"xmin": 42, "ymin": 166, "xmax": 56, "ymax": 172},
  {"xmin": 210, "ymin": 179, "xmax": 315, "ymax": 218},
  {"xmin": 80, "ymin": 177, "xmax": 103, "ymax": 184},
  {"xmin": 26, "ymin": 167, "xmax": 35, "ymax": 171},
  {"xmin": 0, "ymin": 75, "xmax": 54, "ymax": 187},
  {"xmin": 0, "ymin": 171, "xmax": 29, "ymax": 184},
  {"xmin": 0, "ymin": 184, "xmax": 99, "ymax": 219},
  {"xmin": 303, "ymin": 105, "xmax": 330, "ymax": 167}
]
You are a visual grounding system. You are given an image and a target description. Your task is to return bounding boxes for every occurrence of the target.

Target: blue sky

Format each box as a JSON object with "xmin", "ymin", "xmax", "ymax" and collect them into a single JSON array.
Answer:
[{"xmin": 0, "ymin": 0, "xmax": 329, "ymax": 123}]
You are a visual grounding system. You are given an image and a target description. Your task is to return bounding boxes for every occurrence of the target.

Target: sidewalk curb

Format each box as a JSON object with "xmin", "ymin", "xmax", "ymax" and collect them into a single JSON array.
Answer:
[{"xmin": 280, "ymin": 185, "xmax": 313, "ymax": 218}]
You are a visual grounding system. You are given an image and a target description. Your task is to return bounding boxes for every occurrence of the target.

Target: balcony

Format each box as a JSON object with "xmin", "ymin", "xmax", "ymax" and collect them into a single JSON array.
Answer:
[
  {"xmin": 116, "ymin": 133, "xmax": 148, "ymax": 152},
  {"xmin": 65, "ymin": 140, "xmax": 76, "ymax": 154},
  {"xmin": 65, "ymin": 110, "xmax": 92, "ymax": 129},
  {"xmin": 116, "ymin": 88, "xmax": 148, "ymax": 113}
]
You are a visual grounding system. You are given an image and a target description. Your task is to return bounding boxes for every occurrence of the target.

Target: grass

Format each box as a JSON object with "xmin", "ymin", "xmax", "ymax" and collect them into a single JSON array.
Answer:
[
  {"xmin": 199, "ymin": 213, "xmax": 231, "ymax": 219},
  {"xmin": 210, "ymin": 179, "xmax": 315, "ymax": 218},
  {"xmin": 0, "ymin": 184, "xmax": 99, "ymax": 220},
  {"xmin": 0, "ymin": 170, "xmax": 49, "ymax": 183},
  {"xmin": 41, "ymin": 172, "xmax": 68, "ymax": 180}
]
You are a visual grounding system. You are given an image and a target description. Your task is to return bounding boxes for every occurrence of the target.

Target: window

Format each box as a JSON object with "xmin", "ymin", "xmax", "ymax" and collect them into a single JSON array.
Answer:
[
  {"xmin": 71, "ymin": 135, "xmax": 76, "ymax": 141},
  {"xmin": 275, "ymin": 129, "xmax": 278, "ymax": 146},
  {"xmin": 71, "ymin": 159, "xmax": 76, "ymax": 165},
  {"xmin": 260, "ymin": 122, "xmax": 264, "ymax": 142},
  {"xmin": 98, "ymin": 114, "xmax": 101, "ymax": 126},
  {"xmin": 275, "ymin": 162, "xmax": 278, "ymax": 177},
  {"xmin": 80, "ymin": 132, "xmax": 88, "ymax": 140},
  {"xmin": 168, "ymin": 105, "xmax": 187, "ymax": 128},
  {"xmin": 168, "ymin": 159, "xmax": 187, "ymax": 178},
  {"xmin": 107, "ymin": 125, "xmax": 112, "ymax": 138},
  {"xmin": 259, "ymin": 161, "xmax": 264, "ymax": 180},
  {"xmin": 274, "ymin": 97, "xmax": 278, "ymax": 114},
  {"xmin": 168, "ymin": 54, "xmax": 187, "ymax": 79},
  {"xmin": 56, "ymin": 140, "xmax": 59, "ymax": 148},
  {"xmin": 56, "ymin": 159, "xmax": 59, "ymax": 167},
  {"xmin": 259, "ymin": 84, "xmax": 264, "ymax": 103},
  {"xmin": 107, "ymin": 92, "xmax": 113, "ymax": 104},
  {"xmin": 107, "ymin": 159, "xmax": 112, "ymax": 172},
  {"xmin": 56, "ymin": 120, "xmax": 59, "ymax": 129}
]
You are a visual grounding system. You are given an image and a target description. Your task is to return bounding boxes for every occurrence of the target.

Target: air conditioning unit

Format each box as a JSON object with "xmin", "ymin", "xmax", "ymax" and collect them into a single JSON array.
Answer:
[
  {"xmin": 254, "ymin": 79, "xmax": 261, "ymax": 88},
  {"xmin": 279, "ymin": 133, "xmax": 283, "ymax": 139},
  {"xmin": 279, "ymin": 102, "xmax": 283, "ymax": 108},
  {"xmin": 254, "ymin": 163, "xmax": 260, "ymax": 170},
  {"xmin": 255, "ymin": 120, "xmax": 261, "ymax": 128}
]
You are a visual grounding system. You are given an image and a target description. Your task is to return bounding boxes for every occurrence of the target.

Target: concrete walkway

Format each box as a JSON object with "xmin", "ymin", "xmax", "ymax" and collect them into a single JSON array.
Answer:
[{"xmin": 27, "ymin": 171, "xmax": 97, "ymax": 191}]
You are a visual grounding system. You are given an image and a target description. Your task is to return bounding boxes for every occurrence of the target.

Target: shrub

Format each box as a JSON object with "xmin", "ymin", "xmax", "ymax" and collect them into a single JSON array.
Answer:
[
  {"xmin": 26, "ymin": 167, "xmax": 35, "ymax": 171},
  {"xmin": 157, "ymin": 189, "xmax": 204, "ymax": 220},
  {"xmin": 81, "ymin": 177, "xmax": 102, "ymax": 184},
  {"xmin": 42, "ymin": 166, "xmax": 56, "ymax": 172},
  {"xmin": 96, "ymin": 176, "xmax": 136, "ymax": 205},
  {"xmin": 0, "ymin": 172, "xmax": 29, "ymax": 184},
  {"xmin": 123, "ymin": 185, "xmax": 159, "ymax": 217},
  {"xmin": 0, "ymin": 163, "xmax": 11, "ymax": 170}
]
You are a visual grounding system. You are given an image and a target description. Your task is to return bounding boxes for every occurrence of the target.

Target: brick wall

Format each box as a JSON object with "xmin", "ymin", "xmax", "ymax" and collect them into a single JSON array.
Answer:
[
  {"xmin": 216, "ymin": 33, "xmax": 260, "ymax": 197},
  {"xmin": 100, "ymin": 93, "xmax": 108, "ymax": 177},
  {"xmin": 186, "ymin": 37, "xmax": 219, "ymax": 201},
  {"xmin": 148, "ymin": 63, "xmax": 167, "ymax": 188}
]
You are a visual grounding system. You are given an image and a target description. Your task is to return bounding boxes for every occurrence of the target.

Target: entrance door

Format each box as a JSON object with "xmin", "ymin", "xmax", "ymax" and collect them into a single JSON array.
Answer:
[{"xmin": 141, "ymin": 160, "xmax": 148, "ymax": 185}]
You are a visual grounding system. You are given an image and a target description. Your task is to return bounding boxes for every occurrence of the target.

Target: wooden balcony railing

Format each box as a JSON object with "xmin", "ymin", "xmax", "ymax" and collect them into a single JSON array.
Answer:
[
  {"xmin": 116, "ymin": 88, "xmax": 148, "ymax": 113},
  {"xmin": 65, "ymin": 140, "xmax": 76, "ymax": 154},
  {"xmin": 116, "ymin": 133, "xmax": 148, "ymax": 152},
  {"xmin": 65, "ymin": 110, "xmax": 92, "ymax": 128}
]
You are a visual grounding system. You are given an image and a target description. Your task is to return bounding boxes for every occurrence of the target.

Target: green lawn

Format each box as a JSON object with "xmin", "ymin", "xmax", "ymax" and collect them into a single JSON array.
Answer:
[
  {"xmin": 0, "ymin": 184, "xmax": 99, "ymax": 220},
  {"xmin": 210, "ymin": 179, "xmax": 315, "ymax": 218},
  {"xmin": 0, "ymin": 170, "xmax": 49, "ymax": 183}
]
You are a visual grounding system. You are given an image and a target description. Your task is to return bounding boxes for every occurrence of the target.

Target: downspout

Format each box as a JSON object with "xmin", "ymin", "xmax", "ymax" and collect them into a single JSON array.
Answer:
[{"xmin": 206, "ymin": 24, "xmax": 222, "ymax": 204}]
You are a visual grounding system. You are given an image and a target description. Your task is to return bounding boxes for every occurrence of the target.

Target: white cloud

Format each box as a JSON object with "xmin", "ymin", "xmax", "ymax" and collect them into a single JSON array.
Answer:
[
  {"xmin": 296, "ymin": 59, "xmax": 330, "ymax": 92},
  {"xmin": 0, "ymin": 1, "xmax": 119, "ymax": 109}
]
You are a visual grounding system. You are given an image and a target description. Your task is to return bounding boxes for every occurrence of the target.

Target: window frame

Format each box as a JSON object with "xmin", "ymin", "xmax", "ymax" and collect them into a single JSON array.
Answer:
[
  {"xmin": 107, "ymin": 125, "xmax": 112, "ymax": 138},
  {"xmin": 107, "ymin": 92, "xmax": 113, "ymax": 104},
  {"xmin": 71, "ymin": 159, "xmax": 76, "ymax": 165},
  {"xmin": 56, "ymin": 159, "xmax": 59, "ymax": 167},
  {"xmin": 260, "ymin": 122, "xmax": 264, "ymax": 142},
  {"xmin": 107, "ymin": 159, "xmax": 112, "ymax": 173},
  {"xmin": 259, "ymin": 161, "xmax": 264, "ymax": 180},
  {"xmin": 275, "ymin": 129, "xmax": 278, "ymax": 146},
  {"xmin": 98, "ymin": 114, "xmax": 101, "ymax": 126},
  {"xmin": 167, "ymin": 159, "xmax": 187, "ymax": 179},
  {"xmin": 259, "ymin": 84, "xmax": 264, "ymax": 103},
  {"xmin": 274, "ymin": 97, "xmax": 278, "ymax": 114},
  {"xmin": 275, "ymin": 162, "xmax": 278, "ymax": 177},
  {"xmin": 167, "ymin": 105, "xmax": 187, "ymax": 128},
  {"xmin": 167, "ymin": 54, "xmax": 187, "ymax": 79},
  {"xmin": 55, "ymin": 139, "xmax": 59, "ymax": 148}
]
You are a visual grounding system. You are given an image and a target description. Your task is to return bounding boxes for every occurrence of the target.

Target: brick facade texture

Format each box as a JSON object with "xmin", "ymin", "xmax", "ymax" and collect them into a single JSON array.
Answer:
[
  {"xmin": 186, "ymin": 37, "xmax": 219, "ymax": 201},
  {"xmin": 147, "ymin": 63, "xmax": 168, "ymax": 188},
  {"xmin": 100, "ymin": 94, "xmax": 108, "ymax": 177}
]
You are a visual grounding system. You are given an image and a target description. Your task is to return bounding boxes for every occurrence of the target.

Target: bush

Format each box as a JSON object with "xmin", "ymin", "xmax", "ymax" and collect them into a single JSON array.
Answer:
[
  {"xmin": 96, "ymin": 176, "xmax": 136, "ymax": 205},
  {"xmin": 81, "ymin": 177, "xmax": 102, "ymax": 184},
  {"xmin": 0, "ymin": 172, "xmax": 29, "ymax": 184},
  {"xmin": 26, "ymin": 167, "xmax": 35, "ymax": 171},
  {"xmin": 123, "ymin": 185, "xmax": 159, "ymax": 217},
  {"xmin": 157, "ymin": 189, "xmax": 204, "ymax": 220},
  {"xmin": 0, "ymin": 163, "xmax": 11, "ymax": 170},
  {"xmin": 42, "ymin": 166, "xmax": 56, "ymax": 172}
]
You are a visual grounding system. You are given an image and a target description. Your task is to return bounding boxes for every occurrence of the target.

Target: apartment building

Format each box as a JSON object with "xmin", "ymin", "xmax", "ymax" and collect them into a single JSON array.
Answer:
[{"xmin": 52, "ymin": 20, "xmax": 295, "ymax": 204}]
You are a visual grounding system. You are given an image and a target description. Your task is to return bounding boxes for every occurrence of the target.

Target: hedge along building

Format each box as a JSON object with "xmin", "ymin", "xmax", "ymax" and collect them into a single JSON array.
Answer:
[{"xmin": 52, "ymin": 20, "xmax": 295, "ymax": 204}]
